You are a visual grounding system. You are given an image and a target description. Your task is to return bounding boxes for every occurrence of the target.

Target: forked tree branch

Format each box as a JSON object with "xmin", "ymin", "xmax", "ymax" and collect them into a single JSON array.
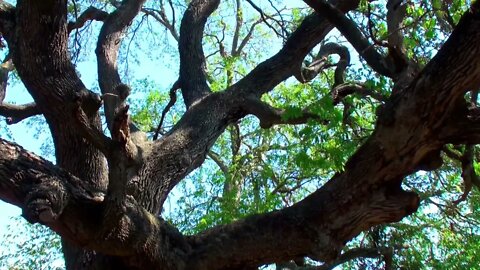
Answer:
[
  {"xmin": 13, "ymin": 0, "xmax": 109, "ymax": 234},
  {"xmin": 139, "ymin": 0, "xmax": 360, "ymax": 216},
  {"xmin": 184, "ymin": 3, "xmax": 480, "ymax": 268},
  {"xmin": 142, "ymin": 7, "xmax": 179, "ymax": 41},
  {"xmin": 245, "ymin": 0, "xmax": 286, "ymax": 39},
  {"xmin": 295, "ymin": 42, "xmax": 350, "ymax": 83}
]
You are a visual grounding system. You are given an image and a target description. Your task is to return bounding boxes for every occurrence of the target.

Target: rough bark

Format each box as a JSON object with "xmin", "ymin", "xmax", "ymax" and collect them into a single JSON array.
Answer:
[{"xmin": 1, "ymin": 0, "xmax": 480, "ymax": 269}]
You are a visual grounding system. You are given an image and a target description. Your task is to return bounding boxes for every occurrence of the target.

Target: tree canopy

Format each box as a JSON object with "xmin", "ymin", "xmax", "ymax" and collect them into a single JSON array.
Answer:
[{"xmin": 0, "ymin": 0, "xmax": 480, "ymax": 269}]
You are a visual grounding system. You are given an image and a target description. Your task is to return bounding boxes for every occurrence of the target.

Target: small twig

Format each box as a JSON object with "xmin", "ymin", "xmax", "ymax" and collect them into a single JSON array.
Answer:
[
  {"xmin": 153, "ymin": 80, "xmax": 181, "ymax": 140},
  {"xmin": 245, "ymin": 0, "xmax": 286, "ymax": 39}
]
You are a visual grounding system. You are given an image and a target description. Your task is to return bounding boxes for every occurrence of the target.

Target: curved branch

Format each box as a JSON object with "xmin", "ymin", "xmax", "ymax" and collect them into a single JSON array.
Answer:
[
  {"xmin": 134, "ymin": 0, "xmax": 360, "ymax": 217},
  {"xmin": 450, "ymin": 145, "xmax": 480, "ymax": 204},
  {"xmin": 303, "ymin": 0, "xmax": 393, "ymax": 77},
  {"xmin": 232, "ymin": 0, "xmax": 361, "ymax": 98},
  {"xmin": 3, "ymin": 2, "xmax": 480, "ymax": 270},
  {"xmin": 179, "ymin": 0, "xmax": 220, "ymax": 107},
  {"xmin": 208, "ymin": 150, "xmax": 229, "ymax": 176},
  {"xmin": 153, "ymin": 80, "xmax": 180, "ymax": 140},
  {"xmin": 96, "ymin": 0, "xmax": 146, "ymax": 134},
  {"xmin": 295, "ymin": 42, "xmax": 350, "ymax": 84},
  {"xmin": 182, "ymin": 3, "xmax": 480, "ymax": 269},
  {"xmin": 68, "ymin": 6, "xmax": 109, "ymax": 33}
]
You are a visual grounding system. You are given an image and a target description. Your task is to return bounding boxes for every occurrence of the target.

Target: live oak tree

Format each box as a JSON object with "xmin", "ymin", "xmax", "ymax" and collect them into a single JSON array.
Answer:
[{"xmin": 1, "ymin": 0, "xmax": 480, "ymax": 269}]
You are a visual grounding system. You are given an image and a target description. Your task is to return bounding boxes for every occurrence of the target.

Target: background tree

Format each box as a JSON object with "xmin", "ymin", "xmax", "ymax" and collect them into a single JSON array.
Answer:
[{"xmin": 0, "ymin": 0, "xmax": 480, "ymax": 269}]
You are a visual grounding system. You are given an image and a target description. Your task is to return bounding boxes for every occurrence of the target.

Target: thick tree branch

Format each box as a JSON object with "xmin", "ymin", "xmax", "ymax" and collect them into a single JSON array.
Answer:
[
  {"xmin": 0, "ymin": 138, "xmax": 189, "ymax": 269},
  {"xmin": 135, "ymin": 92, "xmax": 243, "ymax": 214},
  {"xmin": 74, "ymin": 87, "xmax": 145, "ymax": 229},
  {"xmin": 2, "ymin": 1, "xmax": 480, "ymax": 269},
  {"xmin": 180, "ymin": 3, "xmax": 480, "ymax": 269},
  {"xmin": 0, "ymin": 102, "xmax": 40, "ymax": 124},
  {"xmin": 179, "ymin": 0, "xmax": 220, "ymax": 107},
  {"xmin": 135, "ymin": 0, "xmax": 360, "ymax": 216},
  {"xmin": 129, "ymin": 0, "xmax": 226, "ymax": 213},
  {"xmin": 14, "ymin": 0, "xmax": 107, "ymax": 187},
  {"xmin": 95, "ymin": 0, "xmax": 147, "ymax": 137}
]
